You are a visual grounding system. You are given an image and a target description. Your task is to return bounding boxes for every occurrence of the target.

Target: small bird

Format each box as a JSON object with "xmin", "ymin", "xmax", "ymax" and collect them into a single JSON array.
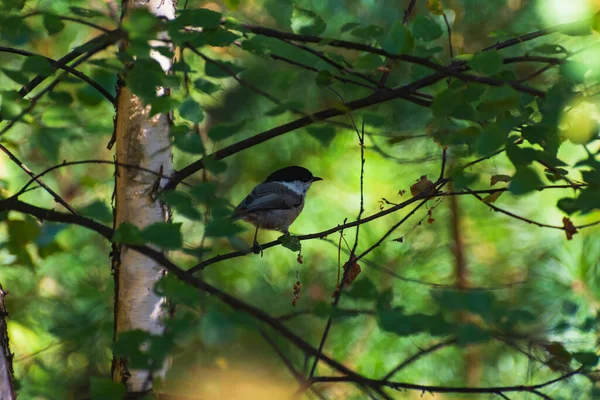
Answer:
[{"xmin": 232, "ymin": 166, "xmax": 322, "ymax": 254}]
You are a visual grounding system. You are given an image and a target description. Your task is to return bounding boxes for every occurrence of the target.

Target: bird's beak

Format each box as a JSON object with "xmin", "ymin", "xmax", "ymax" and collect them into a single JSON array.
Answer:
[{"xmin": 312, "ymin": 177, "xmax": 323, "ymax": 182}]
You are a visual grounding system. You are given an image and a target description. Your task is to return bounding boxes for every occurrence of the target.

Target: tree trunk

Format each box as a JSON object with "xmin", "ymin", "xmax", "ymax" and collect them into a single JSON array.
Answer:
[
  {"xmin": 111, "ymin": 0, "xmax": 175, "ymax": 392},
  {"xmin": 0, "ymin": 284, "xmax": 16, "ymax": 400}
]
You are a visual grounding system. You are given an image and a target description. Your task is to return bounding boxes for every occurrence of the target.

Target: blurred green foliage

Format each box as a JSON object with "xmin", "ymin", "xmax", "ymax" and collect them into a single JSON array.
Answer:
[{"xmin": 0, "ymin": 0, "xmax": 600, "ymax": 399}]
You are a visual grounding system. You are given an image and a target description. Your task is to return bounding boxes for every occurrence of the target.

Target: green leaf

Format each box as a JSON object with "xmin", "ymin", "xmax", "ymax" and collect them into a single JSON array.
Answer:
[
  {"xmin": 0, "ymin": 17, "xmax": 34, "ymax": 45},
  {"xmin": 8, "ymin": 219, "xmax": 40, "ymax": 245},
  {"xmin": 179, "ymin": 99, "xmax": 204, "ymax": 124},
  {"xmin": 112, "ymin": 329, "xmax": 154, "ymax": 369},
  {"xmin": 176, "ymin": 8, "xmax": 222, "ymax": 28},
  {"xmin": 193, "ymin": 78, "xmax": 221, "ymax": 95},
  {"xmin": 341, "ymin": 22, "xmax": 360, "ymax": 33},
  {"xmin": 351, "ymin": 25, "xmax": 384, "ymax": 40},
  {"xmin": 363, "ymin": 113, "xmax": 386, "ymax": 127},
  {"xmin": 354, "ymin": 53, "xmax": 385, "ymax": 70},
  {"xmin": 558, "ymin": 187, "xmax": 600, "ymax": 214},
  {"xmin": 189, "ymin": 182, "xmax": 217, "ymax": 203},
  {"xmin": 150, "ymin": 96, "xmax": 180, "ymax": 116},
  {"xmin": 532, "ymin": 44, "xmax": 567, "ymax": 54},
  {"xmin": 315, "ymin": 70, "xmax": 334, "ymax": 87},
  {"xmin": 377, "ymin": 308, "xmax": 450, "ymax": 337},
  {"xmin": 205, "ymin": 219, "xmax": 245, "ymax": 237},
  {"xmin": 469, "ymin": 51, "xmax": 503, "ymax": 75},
  {"xmin": 204, "ymin": 157, "xmax": 228, "ymax": 175},
  {"xmin": 432, "ymin": 87, "xmax": 464, "ymax": 118},
  {"xmin": 509, "ymin": 166, "xmax": 543, "ymax": 195},
  {"xmin": 265, "ymin": 102, "xmax": 303, "ymax": 116},
  {"xmin": 205, "ymin": 61, "xmax": 243, "ymax": 78},
  {"xmin": 456, "ymin": 324, "xmax": 491, "ymax": 345},
  {"xmin": 382, "ymin": 21, "xmax": 413, "ymax": 55},
  {"xmin": 187, "ymin": 29, "xmax": 240, "ymax": 48},
  {"xmin": 266, "ymin": 0, "xmax": 293, "ymax": 29},
  {"xmin": 306, "ymin": 124, "xmax": 336, "ymax": 147},
  {"xmin": 208, "ymin": 120, "xmax": 246, "ymax": 141},
  {"xmin": 141, "ymin": 222, "xmax": 183, "ymax": 249},
  {"xmin": 122, "ymin": 8, "xmax": 158, "ymax": 41},
  {"xmin": 90, "ymin": 377, "xmax": 126, "ymax": 400},
  {"xmin": 475, "ymin": 122, "xmax": 511, "ymax": 155},
  {"xmin": 278, "ymin": 235, "xmax": 301, "ymax": 251},
  {"xmin": 43, "ymin": 14, "xmax": 65, "ymax": 35},
  {"xmin": 79, "ymin": 201, "xmax": 113, "ymax": 224},
  {"xmin": 126, "ymin": 59, "xmax": 164, "ymax": 104},
  {"xmin": 573, "ymin": 352, "xmax": 599, "ymax": 366},
  {"xmin": 172, "ymin": 127, "xmax": 205, "ymax": 154},
  {"xmin": 113, "ymin": 223, "xmax": 145, "ymax": 246},
  {"xmin": 69, "ymin": 7, "xmax": 105, "ymax": 18},
  {"xmin": 154, "ymin": 274, "xmax": 200, "ymax": 305},
  {"xmin": 412, "ymin": 16, "xmax": 443, "ymax": 41},
  {"xmin": 159, "ymin": 191, "xmax": 202, "ymax": 220},
  {"xmin": 48, "ymin": 91, "xmax": 73, "ymax": 105},
  {"xmin": 22, "ymin": 56, "xmax": 54, "ymax": 77},
  {"xmin": 506, "ymin": 143, "xmax": 538, "ymax": 166},
  {"xmin": 346, "ymin": 278, "xmax": 378, "ymax": 300},
  {"xmin": 291, "ymin": 6, "xmax": 326, "ymax": 36},
  {"xmin": 1, "ymin": 68, "xmax": 30, "ymax": 85}
]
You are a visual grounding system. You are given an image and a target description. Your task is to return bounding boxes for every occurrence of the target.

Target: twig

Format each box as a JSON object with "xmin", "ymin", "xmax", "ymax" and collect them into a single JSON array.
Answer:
[
  {"xmin": 0, "ymin": 144, "xmax": 78, "ymax": 215},
  {"xmin": 259, "ymin": 330, "xmax": 328, "ymax": 400},
  {"xmin": 0, "ymin": 36, "xmax": 116, "ymax": 136},
  {"xmin": 15, "ymin": 159, "xmax": 189, "ymax": 198},
  {"xmin": 443, "ymin": 13, "xmax": 454, "ymax": 59},
  {"xmin": 308, "ymin": 109, "xmax": 366, "ymax": 379},
  {"xmin": 166, "ymin": 71, "xmax": 449, "ymax": 189},
  {"xmin": 0, "ymin": 197, "xmax": 394, "ymax": 398},
  {"xmin": 188, "ymin": 181, "xmax": 595, "ymax": 273},
  {"xmin": 382, "ymin": 339, "xmax": 457, "ymax": 380},
  {"xmin": 0, "ymin": 46, "xmax": 115, "ymax": 103},
  {"xmin": 309, "ymin": 367, "xmax": 582, "ymax": 395}
]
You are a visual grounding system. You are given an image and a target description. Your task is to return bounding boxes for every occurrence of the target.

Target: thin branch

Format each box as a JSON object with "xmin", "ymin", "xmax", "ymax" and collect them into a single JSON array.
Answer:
[
  {"xmin": 188, "ymin": 178, "xmax": 448, "ymax": 273},
  {"xmin": 166, "ymin": 71, "xmax": 448, "ymax": 190},
  {"xmin": 443, "ymin": 13, "xmax": 454, "ymax": 59},
  {"xmin": 16, "ymin": 30, "xmax": 119, "ymax": 102},
  {"xmin": 310, "ymin": 367, "xmax": 582, "ymax": 395},
  {"xmin": 276, "ymin": 309, "xmax": 376, "ymax": 322},
  {"xmin": 465, "ymin": 187, "xmax": 568, "ymax": 231},
  {"xmin": 0, "ymin": 144, "xmax": 78, "ymax": 215},
  {"xmin": 308, "ymin": 111, "xmax": 366, "ymax": 379},
  {"xmin": 188, "ymin": 181, "xmax": 596, "ymax": 274},
  {"xmin": 15, "ymin": 159, "xmax": 189, "ymax": 198},
  {"xmin": 0, "ymin": 35, "xmax": 117, "ymax": 136},
  {"xmin": 259, "ymin": 330, "xmax": 328, "ymax": 400},
  {"xmin": 22, "ymin": 11, "xmax": 113, "ymax": 33},
  {"xmin": 382, "ymin": 339, "xmax": 457, "ymax": 380},
  {"xmin": 0, "ymin": 46, "xmax": 115, "ymax": 104},
  {"xmin": 439, "ymin": 147, "xmax": 447, "ymax": 180},
  {"xmin": 403, "ymin": 0, "xmax": 417, "ymax": 25},
  {"xmin": 352, "ymin": 180, "xmax": 447, "ymax": 266},
  {"xmin": 0, "ymin": 198, "xmax": 390, "ymax": 398}
]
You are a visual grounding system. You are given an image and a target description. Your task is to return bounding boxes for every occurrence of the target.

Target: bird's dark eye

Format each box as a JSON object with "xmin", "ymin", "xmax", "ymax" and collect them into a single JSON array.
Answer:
[{"xmin": 244, "ymin": 194, "xmax": 254, "ymax": 204}]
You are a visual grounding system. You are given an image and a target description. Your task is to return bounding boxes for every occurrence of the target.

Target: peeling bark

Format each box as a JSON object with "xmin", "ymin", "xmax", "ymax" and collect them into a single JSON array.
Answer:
[{"xmin": 112, "ymin": 0, "xmax": 175, "ymax": 393}]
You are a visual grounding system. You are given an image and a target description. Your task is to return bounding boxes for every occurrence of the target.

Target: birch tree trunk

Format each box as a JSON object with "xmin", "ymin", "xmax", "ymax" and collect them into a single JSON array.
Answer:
[
  {"xmin": 0, "ymin": 284, "xmax": 16, "ymax": 400},
  {"xmin": 112, "ymin": 0, "xmax": 175, "ymax": 392}
]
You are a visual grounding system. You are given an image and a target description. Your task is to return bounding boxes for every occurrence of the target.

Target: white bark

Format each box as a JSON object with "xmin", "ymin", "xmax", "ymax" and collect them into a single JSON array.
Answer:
[
  {"xmin": 0, "ymin": 284, "xmax": 16, "ymax": 400},
  {"xmin": 113, "ymin": 0, "xmax": 175, "ymax": 392}
]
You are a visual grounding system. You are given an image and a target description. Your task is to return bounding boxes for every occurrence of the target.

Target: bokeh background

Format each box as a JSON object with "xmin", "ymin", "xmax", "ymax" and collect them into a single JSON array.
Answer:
[{"xmin": 1, "ymin": 0, "xmax": 600, "ymax": 399}]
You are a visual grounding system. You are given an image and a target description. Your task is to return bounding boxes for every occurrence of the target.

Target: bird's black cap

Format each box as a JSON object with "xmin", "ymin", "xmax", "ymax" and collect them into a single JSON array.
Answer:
[{"xmin": 264, "ymin": 166, "xmax": 322, "ymax": 183}]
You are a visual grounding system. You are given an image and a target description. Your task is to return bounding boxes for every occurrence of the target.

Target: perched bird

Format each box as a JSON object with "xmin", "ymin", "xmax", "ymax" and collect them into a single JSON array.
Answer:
[{"xmin": 232, "ymin": 166, "xmax": 322, "ymax": 254}]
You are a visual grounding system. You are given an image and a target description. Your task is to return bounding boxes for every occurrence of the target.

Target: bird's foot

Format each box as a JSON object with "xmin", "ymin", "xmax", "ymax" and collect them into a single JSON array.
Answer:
[{"xmin": 252, "ymin": 240, "xmax": 263, "ymax": 257}]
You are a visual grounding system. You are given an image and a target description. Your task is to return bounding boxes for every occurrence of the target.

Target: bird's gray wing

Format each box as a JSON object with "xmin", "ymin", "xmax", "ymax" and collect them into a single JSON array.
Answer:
[{"xmin": 232, "ymin": 182, "xmax": 302, "ymax": 217}]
